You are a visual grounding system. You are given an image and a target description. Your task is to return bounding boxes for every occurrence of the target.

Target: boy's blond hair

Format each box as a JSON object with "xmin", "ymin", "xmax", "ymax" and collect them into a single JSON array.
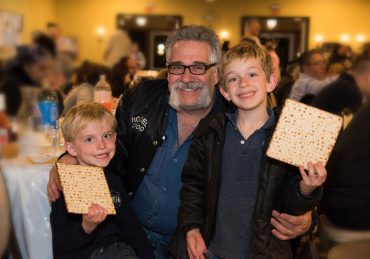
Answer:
[
  {"xmin": 61, "ymin": 103, "xmax": 117, "ymax": 142},
  {"xmin": 219, "ymin": 42, "xmax": 273, "ymax": 90}
]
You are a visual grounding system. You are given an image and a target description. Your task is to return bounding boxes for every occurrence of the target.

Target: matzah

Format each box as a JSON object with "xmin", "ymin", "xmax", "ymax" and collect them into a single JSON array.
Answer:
[
  {"xmin": 266, "ymin": 99, "xmax": 342, "ymax": 169},
  {"xmin": 57, "ymin": 163, "xmax": 116, "ymax": 215}
]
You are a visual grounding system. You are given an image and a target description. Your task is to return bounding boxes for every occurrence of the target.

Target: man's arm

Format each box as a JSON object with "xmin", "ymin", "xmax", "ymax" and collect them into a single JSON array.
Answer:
[
  {"xmin": 271, "ymin": 210, "xmax": 312, "ymax": 240},
  {"xmin": 47, "ymin": 154, "xmax": 78, "ymax": 201}
]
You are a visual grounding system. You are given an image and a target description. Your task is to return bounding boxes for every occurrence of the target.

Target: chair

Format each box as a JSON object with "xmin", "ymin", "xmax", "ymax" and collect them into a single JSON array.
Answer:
[
  {"xmin": 0, "ymin": 170, "xmax": 11, "ymax": 257},
  {"xmin": 328, "ymin": 240, "xmax": 370, "ymax": 259},
  {"xmin": 319, "ymin": 214, "xmax": 370, "ymax": 253}
]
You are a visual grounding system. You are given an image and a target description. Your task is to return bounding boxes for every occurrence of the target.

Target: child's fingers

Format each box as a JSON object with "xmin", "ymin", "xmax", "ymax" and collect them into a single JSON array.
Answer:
[
  {"xmin": 312, "ymin": 162, "xmax": 327, "ymax": 183},
  {"xmin": 298, "ymin": 165, "xmax": 309, "ymax": 182}
]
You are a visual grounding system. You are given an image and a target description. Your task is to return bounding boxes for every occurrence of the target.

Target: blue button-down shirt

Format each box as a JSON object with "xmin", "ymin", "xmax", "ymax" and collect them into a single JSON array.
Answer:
[{"xmin": 131, "ymin": 108, "xmax": 192, "ymax": 248}]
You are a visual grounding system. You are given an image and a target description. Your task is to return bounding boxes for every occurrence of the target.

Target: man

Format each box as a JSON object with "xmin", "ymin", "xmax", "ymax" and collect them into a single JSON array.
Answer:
[
  {"xmin": 312, "ymin": 56, "xmax": 370, "ymax": 115},
  {"xmin": 289, "ymin": 49, "xmax": 337, "ymax": 102},
  {"xmin": 104, "ymin": 29, "xmax": 132, "ymax": 67},
  {"xmin": 48, "ymin": 25, "xmax": 313, "ymax": 258},
  {"xmin": 316, "ymin": 57, "xmax": 370, "ymax": 230},
  {"xmin": 321, "ymin": 100, "xmax": 370, "ymax": 230},
  {"xmin": 241, "ymin": 18, "xmax": 262, "ymax": 47}
]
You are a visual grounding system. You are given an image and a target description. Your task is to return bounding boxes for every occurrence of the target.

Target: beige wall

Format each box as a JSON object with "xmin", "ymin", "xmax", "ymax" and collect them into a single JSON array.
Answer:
[
  {"xmin": 2, "ymin": 0, "xmax": 370, "ymax": 64},
  {"xmin": 0, "ymin": 0, "xmax": 57, "ymax": 44}
]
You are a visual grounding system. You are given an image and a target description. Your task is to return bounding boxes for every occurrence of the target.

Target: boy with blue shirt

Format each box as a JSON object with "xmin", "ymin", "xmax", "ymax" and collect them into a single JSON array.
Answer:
[{"xmin": 171, "ymin": 43, "xmax": 327, "ymax": 259}]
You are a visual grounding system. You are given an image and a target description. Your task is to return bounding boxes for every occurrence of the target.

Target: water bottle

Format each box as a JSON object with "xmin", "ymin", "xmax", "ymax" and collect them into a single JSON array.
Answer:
[
  {"xmin": 37, "ymin": 83, "xmax": 59, "ymax": 130},
  {"xmin": 94, "ymin": 74, "xmax": 112, "ymax": 111},
  {"xmin": 0, "ymin": 94, "xmax": 9, "ymax": 148}
]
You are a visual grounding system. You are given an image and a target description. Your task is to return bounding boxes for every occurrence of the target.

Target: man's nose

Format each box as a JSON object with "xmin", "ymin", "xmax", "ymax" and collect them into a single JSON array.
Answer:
[{"xmin": 180, "ymin": 67, "xmax": 193, "ymax": 82}]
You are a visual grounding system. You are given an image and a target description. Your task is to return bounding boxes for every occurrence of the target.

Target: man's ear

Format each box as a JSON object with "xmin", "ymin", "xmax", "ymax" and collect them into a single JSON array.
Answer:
[
  {"xmin": 266, "ymin": 74, "xmax": 278, "ymax": 93},
  {"xmin": 64, "ymin": 142, "xmax": 78, "ymax": 157},
  {"xmin": 219, "ymin": 86, "xmax": 231, "ymax": 102}
]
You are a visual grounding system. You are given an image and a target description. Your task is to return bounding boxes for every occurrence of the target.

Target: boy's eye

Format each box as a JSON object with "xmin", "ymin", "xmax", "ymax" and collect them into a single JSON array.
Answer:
[
  {"xmin": 248, "ymin": 73, "xmax": 258, "ymax": 78},
  {"xmin": 84, "ymin": 137, "xmax": 94, "ymax": 143},
  {"xmin": 227, "ymin": 77, "xmax": 238, "ymax": 83},
  {"xmin": 103, "ymin": 133, "xmax": 112, "ymax": 139}
]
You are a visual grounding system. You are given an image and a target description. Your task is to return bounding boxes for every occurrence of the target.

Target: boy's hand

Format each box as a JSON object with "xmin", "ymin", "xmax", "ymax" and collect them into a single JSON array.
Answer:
[
  {"xmin": 186, "ymin": 228, "xmax": 207, "ymax": 259},
  {"xmin": 82, "ymin": 203, "xmax": 108, "ymax": 234},
  {"xmin": 47, "ymin": 154, "xmax": 78, "ymax": 202},
  {"xmin": 299, "ymin": 161, "xmax": 327, "ymax": 196}
]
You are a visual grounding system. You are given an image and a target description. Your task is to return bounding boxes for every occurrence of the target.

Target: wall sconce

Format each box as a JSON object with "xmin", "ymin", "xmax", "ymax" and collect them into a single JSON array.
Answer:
[
  {"xmin": 96, "ymin": 26, "xmax": 106, "ymax": 42},
  {"xmin": 220, "ymin": 30, "xmax": 229, "ymax": 40},
  {"xmin": 314, "ymin": 34, "xmax": 324, "ymax": 48},
  {"xmin": 356, "ymin": 34, "xmax": 366, "ymax": 43},
  {"xmin": 136, "ymin": 16, "xmax": 147, "ymax": 27},
  {"xmin": 340, "ymin": 34, "xmax": 350, "ymax": 43},
  {"xmin": 157, "ymin": 43, "xmax": 165, "ymax": 56},
  {"xmin": 266, "ymin": 19, "xmax": 277, "ymax": 30}
]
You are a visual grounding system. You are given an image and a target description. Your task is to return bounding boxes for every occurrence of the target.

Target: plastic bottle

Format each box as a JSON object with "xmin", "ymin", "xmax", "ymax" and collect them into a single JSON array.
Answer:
[
  {"xmin": 94, "ymin": 74, "xmax": 112, "ymax": 111},
  {"xmin": 37, "ymin": 83, "xmax": 59, "ymax": 130}
]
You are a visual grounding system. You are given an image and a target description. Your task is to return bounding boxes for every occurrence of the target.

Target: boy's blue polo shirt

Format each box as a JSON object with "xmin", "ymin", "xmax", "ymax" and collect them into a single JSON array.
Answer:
[
  {"xmin": 131, "ymin": 107, "xmax": 192, "ymax": 247},
  {"xmin": 209, "ymin": 108, "xmax": 275, "ymax": 258}
]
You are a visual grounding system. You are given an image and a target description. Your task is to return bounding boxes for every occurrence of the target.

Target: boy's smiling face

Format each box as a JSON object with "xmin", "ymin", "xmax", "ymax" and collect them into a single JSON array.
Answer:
[
  {"xmin": 64, "ymin": 118, "xmax": 116, "ymax": 167},
  {"xmin": 220, "ymin": 57, "xmax": 277, "ymax": 112}
]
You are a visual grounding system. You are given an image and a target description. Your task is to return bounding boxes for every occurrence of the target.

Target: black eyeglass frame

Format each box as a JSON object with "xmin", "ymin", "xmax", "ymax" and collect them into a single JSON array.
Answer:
[{"xmin": 167, "ymin": 63, "xmax": 218, "ymax": 75}]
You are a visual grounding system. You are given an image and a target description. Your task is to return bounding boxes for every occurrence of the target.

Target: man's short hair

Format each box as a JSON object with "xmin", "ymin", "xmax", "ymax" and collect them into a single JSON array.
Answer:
[
  {"xmin": 299, "ymin": 49, "xmax": 323, "ymax": 69},
  {"xmin": 165, "ymin": 25, "xmax": 221, "ymax": 64},
  {"xmin": 352, "ymin": 55, "xmax": 370, "ymax": 74},
  {"xmin": 61, "ymin": 103, "xmax": 117, "ymax": 142},
  {"xmin": 219, "ymin": 42, "xmax": 273, "ymax": 90}
]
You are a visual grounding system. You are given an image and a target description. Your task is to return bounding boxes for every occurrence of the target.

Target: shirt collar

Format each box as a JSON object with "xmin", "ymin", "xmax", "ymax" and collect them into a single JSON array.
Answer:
[{"xmin": 225, "ymin": 107, "xmax": 275, "ymax": 131}]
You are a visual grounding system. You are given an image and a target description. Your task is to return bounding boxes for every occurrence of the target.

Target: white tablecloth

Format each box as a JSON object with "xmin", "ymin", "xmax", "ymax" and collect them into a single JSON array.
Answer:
[{"xmin": 1, "ymin": 157, "xmax": 53, "ymax": 259}]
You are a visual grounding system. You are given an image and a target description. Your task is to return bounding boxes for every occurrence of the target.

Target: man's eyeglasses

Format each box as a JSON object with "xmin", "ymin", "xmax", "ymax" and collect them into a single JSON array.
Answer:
[{"xmin": 167, "ymin": 63, "xmax": 217, "ymax": 75}]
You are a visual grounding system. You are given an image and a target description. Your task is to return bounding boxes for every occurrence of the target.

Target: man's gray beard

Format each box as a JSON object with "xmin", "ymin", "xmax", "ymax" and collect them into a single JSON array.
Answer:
[{"xmin": 168, "ymin": 81, "xmax": 213, "ymax": 111}]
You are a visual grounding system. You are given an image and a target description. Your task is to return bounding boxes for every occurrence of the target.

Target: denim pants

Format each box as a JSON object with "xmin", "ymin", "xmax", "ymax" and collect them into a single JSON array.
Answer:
[{"xmin": 88, "ymin": 242, "xmax": 139, "ymax": 259}]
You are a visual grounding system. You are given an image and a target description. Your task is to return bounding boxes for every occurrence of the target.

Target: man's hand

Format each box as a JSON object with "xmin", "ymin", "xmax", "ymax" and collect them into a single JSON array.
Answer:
[
  {"xmin": 186, "ymin": 228, "xmax": 207, "ymax": 259},
  {"xmin": 47, "ymin": 154, "xmax": 78, "ymax": 202},
  {"xmin": 271, "ymin": 210, "xmax": 312, "ymax": 240}
]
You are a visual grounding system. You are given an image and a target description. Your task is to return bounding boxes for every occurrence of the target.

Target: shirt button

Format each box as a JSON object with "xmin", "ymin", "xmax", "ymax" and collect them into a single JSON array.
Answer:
[
  {"xmin": 139, "ymin": 168, "xmax": 145, "ymax": 173},
  {"xmin": 128, "ymin": 192, "xmax": 133, "ymax": 196},
  {"xmin": 240, "ymin": 140, "xmax": 245, "ymax": 144},
  {"xmin": 173, "ymin": 158, "xmax": 178, "ymax": 163},
  {"xmin": 153, "ymin": 140, "xmax": 158, "ymax": 146}
]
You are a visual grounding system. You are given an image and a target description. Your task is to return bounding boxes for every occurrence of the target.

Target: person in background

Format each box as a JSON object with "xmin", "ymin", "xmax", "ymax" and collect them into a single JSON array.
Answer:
[
  {"xmin": 48, "ymin": 25, "xmax": 314, "ymax": 258},
  {"xmin": 321, "ymin": 100, "xmax": 370, "ymax": 230},
  {"xmin": 0, "ymin": 45, "xmax": 52, "ymax": 116},
  {"xmin": 51, "ymin": 103, "xmax": 154, "ymax": 259},
  {"xmin": 110, "ymin": 57, "xmax": 138, "ymax": 98},
  {"xmin": 312, "ymin": 56, "xmax": 370, "ymax": 116},
  {"xmin": 62, "ymin": 61, "xmax": 110, "ymax": 115},
  {"xmin": 241, "ymin": 18, "xmax": 262, "ymax": 46},
  {"xmin": 328, "ymin": 43, "xmax": 353, "ymax": 70},
  {"xmin": 171, "ymin": 42, "xmax": 326, "ymax": 259},
  {"xmin": 289, "ymin": 49, "xmax": 337, "ymax": 103},
  {"xmin": 104, "ymin": 29, "xmax": 132, "ymax": 68},
  {"xmin": 274, "ymin": 61, "xmax": 300, "ymax": 108},
  {"xmin": 130, "ymin": 42, "xmax": 146, "ymax": 70}
]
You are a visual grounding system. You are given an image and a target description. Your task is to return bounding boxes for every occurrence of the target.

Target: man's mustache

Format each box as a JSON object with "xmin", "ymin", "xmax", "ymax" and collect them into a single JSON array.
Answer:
[{"xmin": 173, "ymin": 82, "xmax": 205, "ymax": 90}]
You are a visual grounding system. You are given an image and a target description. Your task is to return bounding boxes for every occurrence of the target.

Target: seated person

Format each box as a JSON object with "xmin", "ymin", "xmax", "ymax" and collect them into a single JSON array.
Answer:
[
  {"xmin": 289, "ymin": 49, "xmax": 337, "ymax": 102},
  {"xmin": 50, "ymin": 103, "xmax": 154, "ymax": 258}
]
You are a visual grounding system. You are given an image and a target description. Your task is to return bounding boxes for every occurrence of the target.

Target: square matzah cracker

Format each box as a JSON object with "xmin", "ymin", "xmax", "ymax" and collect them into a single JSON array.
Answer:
[
  {"xmin": 57, "ymin": 163, "xmax": 116, "ymax": 215},
  {"xmin": 266, "ymin": 99, "xmax": 342, "ymax": 169}
]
